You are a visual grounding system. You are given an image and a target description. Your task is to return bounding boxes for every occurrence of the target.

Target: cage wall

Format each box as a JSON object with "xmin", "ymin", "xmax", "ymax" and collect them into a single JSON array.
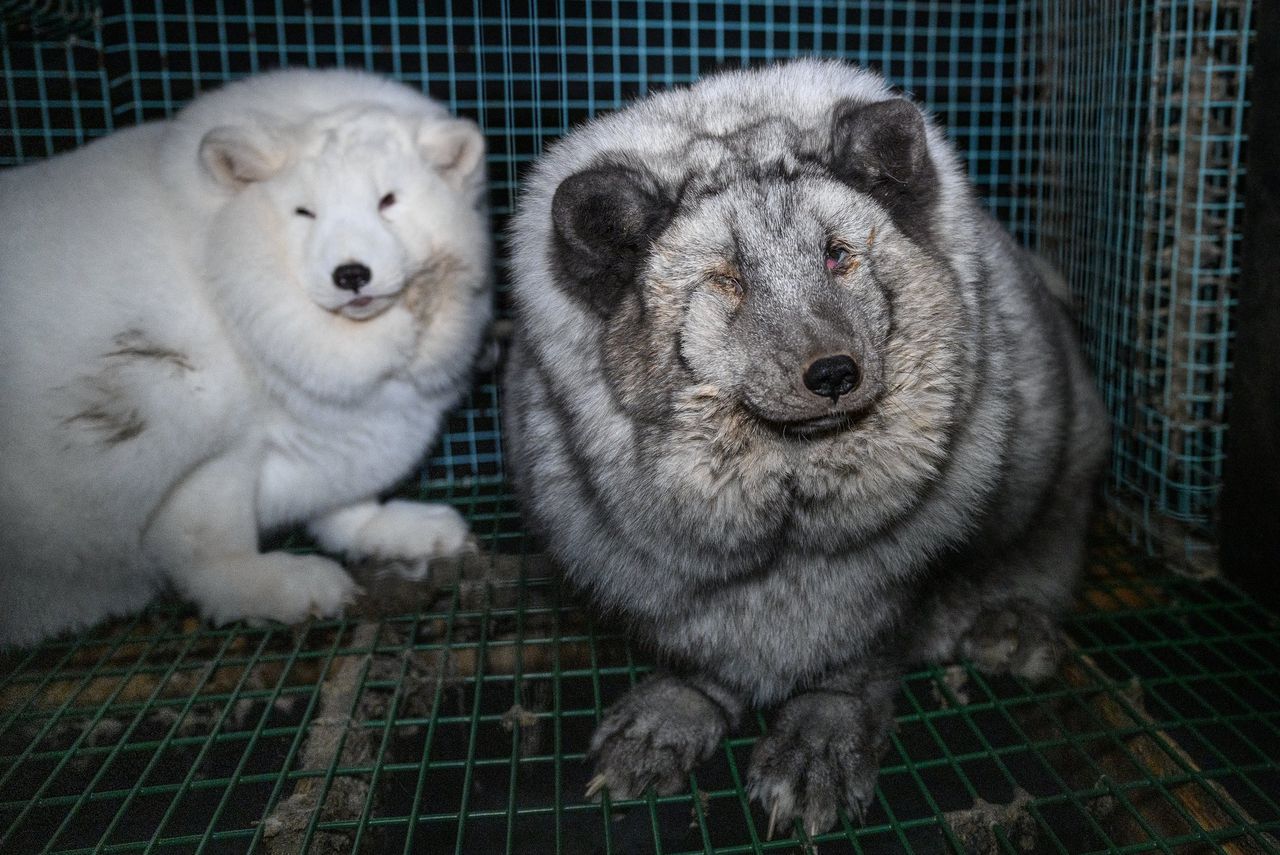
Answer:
[
  {"xmin": 1015, "ymin": 0, "xmax": 1253, "ymax": 573},
  {"xmin": 2, "ymin": 0, "xmax": 1251, "ymax": 567}
]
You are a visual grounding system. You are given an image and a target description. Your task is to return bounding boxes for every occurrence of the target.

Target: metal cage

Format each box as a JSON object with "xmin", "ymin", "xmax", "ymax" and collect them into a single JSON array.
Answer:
[{"xmin": 1, "ymin": 2, "xmax": 1275, "ymax": 853}]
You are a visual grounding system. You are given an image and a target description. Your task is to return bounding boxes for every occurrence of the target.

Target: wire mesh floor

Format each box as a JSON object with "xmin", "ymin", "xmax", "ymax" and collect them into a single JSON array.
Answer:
[{"xmin": 0, "ymin": 485, "xmax": 1276, "ymax": 855}]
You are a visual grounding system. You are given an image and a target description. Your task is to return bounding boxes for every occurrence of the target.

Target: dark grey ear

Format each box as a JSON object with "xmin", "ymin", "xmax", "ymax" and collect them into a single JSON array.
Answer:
[
  {"xmin": 829, "ymin": 99, "xmax": 938, "ymax": 241},
  {"xmin": 550, "ymin": 164, "xmax": 672, "ymax": 316}
]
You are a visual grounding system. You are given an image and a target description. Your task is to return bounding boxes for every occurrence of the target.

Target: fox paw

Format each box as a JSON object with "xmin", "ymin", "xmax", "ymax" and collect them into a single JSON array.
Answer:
[
  {"xmin": 196, "ymin": 552, "xmax": 360, "ymax": 627},
  {"xmin": 961, "ymin": 601, "xmax": 1065, "ymax": 681},
  {"xmin": 748, "ymin": 690, "xmax": 891, "ymax": 839},
  {"xmin": 586, "ymin": 676, "xmax": 731, "ymax": 800}
]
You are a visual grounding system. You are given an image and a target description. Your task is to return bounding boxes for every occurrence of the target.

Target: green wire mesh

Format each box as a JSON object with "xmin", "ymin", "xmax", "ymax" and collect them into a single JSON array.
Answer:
[
  {"xmin": 2, "ymin": 501, "xmax": 1277, "ymax": 854},
  {"xmin": 0, "ymin": 2, "xmax": 1273, "ymax": 853}
]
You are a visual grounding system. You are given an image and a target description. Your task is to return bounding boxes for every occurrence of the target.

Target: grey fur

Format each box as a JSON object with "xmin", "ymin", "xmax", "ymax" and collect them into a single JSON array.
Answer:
[{"xmin": 504, "ymin": 60, "xmax": 1108, "ymax": 834}]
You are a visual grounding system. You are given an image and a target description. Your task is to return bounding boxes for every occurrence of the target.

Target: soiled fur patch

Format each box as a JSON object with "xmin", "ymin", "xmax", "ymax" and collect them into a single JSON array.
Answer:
[
  {"xmin": 63, "ymin": 330, "xmax": 197, "ymax": 445},
  {"xmin": 65, "ymin": 378, "xmax": 146, "ymax": 445},
  {"xmin": 106, "ymin": 329, "xmax": 195, "ymax": 372},
  {"xmin": 402, "ymin": 250, "xmax": 471, "ymax": 326}
]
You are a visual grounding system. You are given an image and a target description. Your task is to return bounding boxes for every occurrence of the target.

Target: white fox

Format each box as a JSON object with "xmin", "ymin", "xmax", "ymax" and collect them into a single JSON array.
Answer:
[{"xmin": 0, "ymin": 69, "xmax": 493, "ymax": 646}]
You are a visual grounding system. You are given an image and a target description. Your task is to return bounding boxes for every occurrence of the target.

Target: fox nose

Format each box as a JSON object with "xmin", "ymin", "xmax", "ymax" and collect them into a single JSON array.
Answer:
[
  {"xmin": 332, "ymin": 262, "xmax": 372, "ymax": 293},
  {"xmin": 803, "ymin": 354, "xmax": 860, "ymax": 403}
]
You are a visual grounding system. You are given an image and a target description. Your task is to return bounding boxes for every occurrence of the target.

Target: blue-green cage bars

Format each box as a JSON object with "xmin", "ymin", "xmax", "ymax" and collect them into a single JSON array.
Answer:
[{"xmin": 1, "ymin": 2, "xmax": 1275, "ymax": 854}]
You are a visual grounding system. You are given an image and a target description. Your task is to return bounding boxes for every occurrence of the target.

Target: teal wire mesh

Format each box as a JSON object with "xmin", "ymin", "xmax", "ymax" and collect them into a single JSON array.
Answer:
[
  {"xmin": 1015, "ymin": 0, "xmax": 1254, "ymax": 574},
  {"xmin": 0, "ymin": 2, "xmax": 1271, "ymax": 853},
  {"xmin": 2, "ymin": 0, "xmax": 1251, "ymax": 563}
]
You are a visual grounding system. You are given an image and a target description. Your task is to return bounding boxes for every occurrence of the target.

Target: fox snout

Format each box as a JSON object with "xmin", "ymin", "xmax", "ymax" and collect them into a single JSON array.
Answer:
[
  {"xmin": 803, "ymin": 354, "xmax": 860, "ymax": 403},
  {"xmin": 332, "ymin": 262, "xmax": 372, "ymax": 292}
]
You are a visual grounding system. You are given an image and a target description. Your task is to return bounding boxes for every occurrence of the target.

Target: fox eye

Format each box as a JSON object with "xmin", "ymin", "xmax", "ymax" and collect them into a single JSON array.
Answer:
[
  {"xmin": 709, "ymin": 271, "xmax": 743, "ymax": 298},
  {"xmin": 294, "ymin": 206, "xmax": 316, "ymax": 219},
  {"xmin": 378, "ymin": 192, "xmax": 397, "ymax": 211},
  {"xmin": 825, "ymin": 242, "xmax": 855, "ymax": 272}
]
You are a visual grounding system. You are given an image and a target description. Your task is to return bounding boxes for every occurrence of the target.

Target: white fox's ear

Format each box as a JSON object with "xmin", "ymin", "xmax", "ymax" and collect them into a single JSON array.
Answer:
[
  {"xmin": 199, "ymin": 124, "xmax": 287, "ymax": 188},
  {"xmin": 417, "ymin": 118, "xmax": 486, "ymax": 189}
]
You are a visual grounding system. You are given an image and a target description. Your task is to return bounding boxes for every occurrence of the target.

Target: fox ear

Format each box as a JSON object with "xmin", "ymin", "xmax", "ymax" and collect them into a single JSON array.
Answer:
[
  {"xmin": 199, "ymin": 124, "xmax": 287, "ymax": 188},
  {"xmin": 418, "ymin": 118, "xmax": 486, "ymax": 190},
  {"xmin": 550, "ymin": 163, "xmax": 673, "ymax": 316},
  {"xmin": 829, "ymin": 98, "xmax": 938, "ymax": 242}
]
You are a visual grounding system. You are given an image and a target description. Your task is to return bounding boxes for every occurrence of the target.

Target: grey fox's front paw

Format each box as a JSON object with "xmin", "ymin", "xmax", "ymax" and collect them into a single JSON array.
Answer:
[
  {"xmin": 748, "ymin": 690, "xmax": 892, "ymax": 838},
  {"xmin": 586, "ymin": 675, "xmax": 732, "ymax": 800},
  {"xmin": 961, "ymin": 600, "xmax": 1065, "ymax": 681}
]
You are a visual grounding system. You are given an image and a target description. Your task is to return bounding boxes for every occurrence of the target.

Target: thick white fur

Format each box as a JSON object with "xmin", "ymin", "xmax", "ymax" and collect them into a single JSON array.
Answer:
[{"xmin": 0, "ymin": 69, "xmax": 492, "ymax": 646}]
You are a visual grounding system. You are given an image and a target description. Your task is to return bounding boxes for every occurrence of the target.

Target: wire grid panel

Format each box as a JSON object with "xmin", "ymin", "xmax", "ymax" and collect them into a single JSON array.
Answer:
[
  {"xmin": 3, "ymin": 0, "xmax": 1255, "ymax": 557},
  {"xmin": 0, "ymin": 2, "xmax": 1273, "ymax": 854},
  {"xmin": 1017, "ymin": 0, "xmax": 1254, "ymax": 571},
  {"xmin": 0, "ymin": 1, "xmax": 1256, "ymax": 557},
  {"xmin": 87, "ymin": 0, "xmax": 1024, "ymax": 319},
  {"xmin": 1, "ymin": 499, "xmax": 1277, "ymax": 855},
  {"xmin": 0, "ymin": 10, "xmax": 112, "ymax": 162},
  {"xmin": 1, "ymin": 0, "xmax": 1030, "ymax": 494}
]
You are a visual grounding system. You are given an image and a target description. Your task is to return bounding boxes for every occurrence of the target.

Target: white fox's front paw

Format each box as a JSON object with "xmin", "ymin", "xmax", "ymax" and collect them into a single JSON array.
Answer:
[
  {"xmin": 316, "ymin": 499, "xmax": 475, "ymax": 564},
  {"xmin": 194, "ymin": 552, "xmax": 360, "ymax": 627}
]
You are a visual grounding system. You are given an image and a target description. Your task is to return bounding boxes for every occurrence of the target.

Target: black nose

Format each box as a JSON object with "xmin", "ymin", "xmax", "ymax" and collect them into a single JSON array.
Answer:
[
  {"xmin": 803, "ymin": 355, "xmax": 861, "ymax": 403},
  {"xmin": 332, "ymin": 262, "xmax": 372, "ymax": 292}
]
